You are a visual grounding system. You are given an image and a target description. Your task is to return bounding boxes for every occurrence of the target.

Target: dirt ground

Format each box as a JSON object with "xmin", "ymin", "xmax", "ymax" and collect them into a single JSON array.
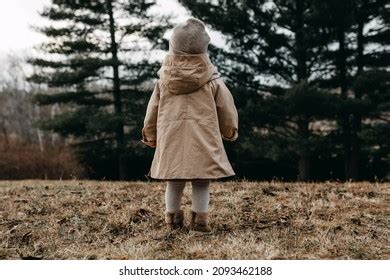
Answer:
[{"xmin": 0, "ymin": 180, "xmax": 389, "ymax": 259}]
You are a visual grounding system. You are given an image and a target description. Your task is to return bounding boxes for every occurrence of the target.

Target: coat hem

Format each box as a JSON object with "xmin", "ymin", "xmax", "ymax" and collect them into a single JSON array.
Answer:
[{"xmin": 144, "ymin": 173, "xmax": 236, "ymax": 181}]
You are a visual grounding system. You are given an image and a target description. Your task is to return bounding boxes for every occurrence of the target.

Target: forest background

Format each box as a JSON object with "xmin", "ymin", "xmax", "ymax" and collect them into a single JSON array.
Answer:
[{"xmin": 0, "ymin": 0, "xmax": 388, "ymax": 182}]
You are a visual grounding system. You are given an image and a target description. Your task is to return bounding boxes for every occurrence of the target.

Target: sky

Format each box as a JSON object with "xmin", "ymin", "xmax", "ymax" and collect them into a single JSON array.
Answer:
[
  {"xmin": 0, "ymin": 0, "xmax": 50, "ymax": 53},
  {"xmin": 0, "ymin": 0, "xmax": 223, "ymax": 60}
]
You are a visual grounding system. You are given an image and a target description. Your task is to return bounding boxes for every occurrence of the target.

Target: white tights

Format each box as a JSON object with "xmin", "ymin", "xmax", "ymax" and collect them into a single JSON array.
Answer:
[{"xmin": 165, "ymin": 180, "xmax": 210, "ymax": 213}]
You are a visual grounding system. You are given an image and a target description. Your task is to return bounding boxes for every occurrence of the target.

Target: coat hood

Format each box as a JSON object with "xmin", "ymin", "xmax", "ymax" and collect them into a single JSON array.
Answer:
[{"xmin": 158, "ymin": 54, "xmax": 218, "ymax": 95}]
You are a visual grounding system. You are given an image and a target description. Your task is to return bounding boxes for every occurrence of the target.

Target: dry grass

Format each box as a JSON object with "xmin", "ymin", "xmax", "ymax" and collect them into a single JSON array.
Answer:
[{"xmin": 0, "ymin": 180, "xmax": 389, "ymax": 260}]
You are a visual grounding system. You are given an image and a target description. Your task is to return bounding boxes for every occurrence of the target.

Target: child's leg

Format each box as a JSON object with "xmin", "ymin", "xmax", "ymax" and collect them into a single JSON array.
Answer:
[
  {"xmin": 165, "ymin": 180, "xmax": 186, "ymax": 213},
  {"xmin": 191, "ymin": 180, "xmax": 210, "ymax": 213},
  {"xmin": 190, "ymin": 180, "xmax": 211, "ymax": 233},
  {"xmin": 165, "ymin": 180, "xmax": 187, "ymax": 230}
]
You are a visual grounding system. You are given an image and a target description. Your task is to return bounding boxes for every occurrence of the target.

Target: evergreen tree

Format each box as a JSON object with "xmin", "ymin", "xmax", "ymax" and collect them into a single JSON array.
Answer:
[
  {"xmin": 313, "ymin": 0, "xmax": 389, "ymax": 179},
  {"xmin": 29, "ymin": 0, "xmax": 170, "ymax": 179},
  {"xmin": 350, "ymin": 0, "xmax": 389, "ymax": 180},
  {"xmin": 179, "ymin": 0, "xmax": 335, "ymax": 180},
  {"xmin": 352, "ymin": 70, "xmax": 390, "ymax": 180}
]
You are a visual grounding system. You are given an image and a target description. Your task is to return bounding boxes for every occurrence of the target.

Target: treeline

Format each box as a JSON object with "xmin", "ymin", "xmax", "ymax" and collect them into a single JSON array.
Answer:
[
  {"xmin": 179, "ymin": 0, "xmax": 390, "ymax": 181},
  {"xmin": 0, "ymin": 55, "xmax": 85, "ymax": 179},
  {"xmin": 28, "ymin": 0, "xmax": 171, "ymax": 180},
  {"xmin": 3, "ymin": 0, "xmax": 388, "ymax": 181}
]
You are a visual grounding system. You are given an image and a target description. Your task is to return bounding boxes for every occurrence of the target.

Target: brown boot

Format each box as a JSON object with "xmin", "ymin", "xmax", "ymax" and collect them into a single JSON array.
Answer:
[
  {"xmin": 165, "ymin": 210, "xmax": 186, "ymax": 231},
  {"xmin": 189, "ymin": 211, "xmax": 212, "ymax": 234}
]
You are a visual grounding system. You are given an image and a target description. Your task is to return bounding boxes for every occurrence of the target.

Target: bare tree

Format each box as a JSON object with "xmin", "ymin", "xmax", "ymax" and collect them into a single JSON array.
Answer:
[{"xmin": 0, "ymin": 53, "xmax": 62, "ymax": 149}]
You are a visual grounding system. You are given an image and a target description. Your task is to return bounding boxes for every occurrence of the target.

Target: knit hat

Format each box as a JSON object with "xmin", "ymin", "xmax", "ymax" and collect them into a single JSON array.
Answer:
[{"xmin": 169, "ymin": 18, "xmax": 211, "ymax": 54}]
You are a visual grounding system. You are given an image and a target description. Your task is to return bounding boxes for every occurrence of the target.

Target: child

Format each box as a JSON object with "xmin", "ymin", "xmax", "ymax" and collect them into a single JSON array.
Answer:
[{"xmin": 141, "ymin": 18, "xmax": 238, "ymax": 234}]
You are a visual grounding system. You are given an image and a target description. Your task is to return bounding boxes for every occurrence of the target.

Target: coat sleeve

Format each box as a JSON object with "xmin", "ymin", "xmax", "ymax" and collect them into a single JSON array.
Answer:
[
  {"xmin": 214, "ymin": 78, "xmax": 239, "ymax": 141},
  {"xmin": 141, "ymin": 81, "xmax": 160, "ymax": 148}
]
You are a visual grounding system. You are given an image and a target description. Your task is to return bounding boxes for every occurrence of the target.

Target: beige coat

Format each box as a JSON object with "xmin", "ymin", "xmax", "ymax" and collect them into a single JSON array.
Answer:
[{"xmin": 141, "ymin": 53, "xmax": 238, "ymax": 180}]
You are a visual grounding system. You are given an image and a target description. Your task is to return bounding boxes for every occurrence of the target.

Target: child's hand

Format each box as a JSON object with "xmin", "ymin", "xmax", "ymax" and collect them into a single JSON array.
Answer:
[
  {"xmin": 141, "ymin": 139, "xmax": 156, "ymax": 148},
  {"xmin": 222, "ymin": 129, "xmax": 238, "ymax": 141}
]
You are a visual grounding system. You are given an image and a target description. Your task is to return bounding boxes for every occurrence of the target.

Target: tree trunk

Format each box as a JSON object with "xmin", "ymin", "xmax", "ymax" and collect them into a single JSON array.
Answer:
[
  {"xmin": 295, "ymin": 0, "xmax": 310, "ymax": 181},
  {"xmin": 298, "ymin": 155, "xmax": 311, "ymax": 181},
  {"xmin": 295, "ymin": 0, "xmax": 307, "ymax": 81},
  {"xmin": 297, "ymin": 118, "xmax": 311, "ymax": 181},
  {"xmin": 336, "ymin": 17, "xmax": 353, "ymax": 180},
  {"xmin": 348, "ymin": 16, "xmax": 365, "ymax": 180},
  {"xmin": 0, "ymin": 121, "xmax": 9, "ymax": 149},
  {"xmin": 107, "ymin": 0, "xmax": 127, "ymax": 180},
  {"xmin": 35, "ymin": 105, "xmax": 45, "ymax": 152}
]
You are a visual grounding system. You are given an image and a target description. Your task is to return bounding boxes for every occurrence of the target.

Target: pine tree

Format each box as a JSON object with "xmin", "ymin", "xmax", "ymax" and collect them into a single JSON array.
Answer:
[
  {"xmin": 352, "ymin": 70, "xmax": 390, "ymax": 180},
  {"xmin": 29, "ymin": 0, "xmax": 170, "ymax": 179},
  {"xmin": 179, "ymin": 0, "xmax": 335, "ymax": 180},
  {"xmin": 350, "ymin": 0, "xmax": 389, "ymax": 180},
  {"xmin": 351, "ymin": 0, "xmax": 389, "ymax": 180},
  {"xmin": 313, "ymin": 0, "xmax": 389, "ymax": 179}
]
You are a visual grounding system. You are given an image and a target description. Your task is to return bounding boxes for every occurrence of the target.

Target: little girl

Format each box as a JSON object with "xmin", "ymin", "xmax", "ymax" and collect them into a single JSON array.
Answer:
[{"xmin": 141, "ymin": 18, "xmax": 238, "ymax": 234}]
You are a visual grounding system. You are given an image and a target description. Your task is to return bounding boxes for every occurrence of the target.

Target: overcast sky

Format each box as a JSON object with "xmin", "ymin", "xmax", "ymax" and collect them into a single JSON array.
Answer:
[
  {"xmin": 0, "ymin": 0, "xmax": 223, "ymax": 59},
  {"xmin": 0, "ymin": 0, "xmax": 50, "ymax": 53}
]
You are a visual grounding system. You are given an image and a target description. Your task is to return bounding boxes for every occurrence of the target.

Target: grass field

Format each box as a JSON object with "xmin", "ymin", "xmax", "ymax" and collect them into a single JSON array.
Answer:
[{"xmin": 0, "ymin": 180, "xmax": 389, "ymax": 259}]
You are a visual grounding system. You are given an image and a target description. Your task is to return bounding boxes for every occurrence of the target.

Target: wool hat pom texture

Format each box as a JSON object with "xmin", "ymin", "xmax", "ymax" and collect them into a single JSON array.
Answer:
[{"xmin": 169, "ymin": 18, "xmax": 211, "ymax": 54}]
